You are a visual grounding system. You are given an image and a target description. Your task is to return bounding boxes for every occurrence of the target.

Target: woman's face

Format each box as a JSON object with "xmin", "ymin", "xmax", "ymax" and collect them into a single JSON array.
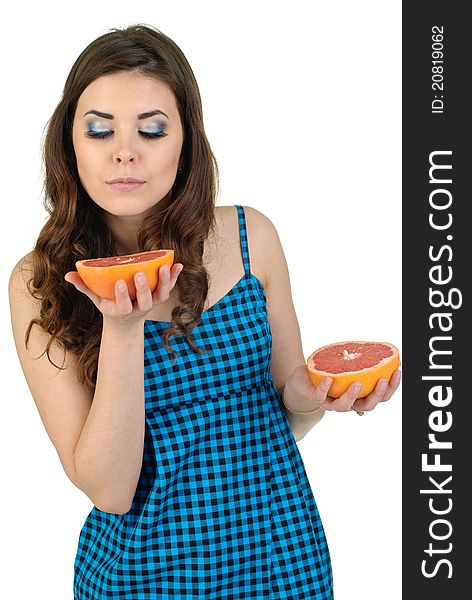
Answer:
[{"xmin": 72, "ymin": 71, "xmax": 184, "ymax": 222}]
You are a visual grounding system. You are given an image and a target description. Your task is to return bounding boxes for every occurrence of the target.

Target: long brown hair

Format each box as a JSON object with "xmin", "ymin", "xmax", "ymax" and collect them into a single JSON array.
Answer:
[{"xmin": 23, "ymin": 24, "xmax": 220, "ymax": 395}]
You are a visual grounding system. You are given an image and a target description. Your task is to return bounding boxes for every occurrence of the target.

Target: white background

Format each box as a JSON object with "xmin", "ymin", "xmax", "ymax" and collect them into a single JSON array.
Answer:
[{"xmin": 0, "ymin": 1, "xmax": 401, "ymax": 598}]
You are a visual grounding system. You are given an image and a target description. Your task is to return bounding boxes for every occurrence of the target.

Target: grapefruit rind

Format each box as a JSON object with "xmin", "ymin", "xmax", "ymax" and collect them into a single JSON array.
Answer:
[
  {"xmin": 75, "ymin": 249, "xmax": 174, "ymax": 301},
  {"xmin": 306, "ymin": 341, "xmax": 400, "ymax": 399}
]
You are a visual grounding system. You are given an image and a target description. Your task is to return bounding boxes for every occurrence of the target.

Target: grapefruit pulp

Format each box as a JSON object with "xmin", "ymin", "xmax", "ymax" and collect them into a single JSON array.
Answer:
[
  {"xmin": 75, "ymin": 249, "xmax": 174, "ymax": 301},
  {"xmin": 306, "ymin": 341, "xmax": 400, "ymax": 398}
]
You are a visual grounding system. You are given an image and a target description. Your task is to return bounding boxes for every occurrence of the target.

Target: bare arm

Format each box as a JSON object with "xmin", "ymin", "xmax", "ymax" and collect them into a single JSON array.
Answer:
[
  {"xmin": 243, "ymin": 207, "xmax": 326, "ymax": 442},
  {"xmin": 72, "ymin": 318, "xmax": 145, "ymax": 514},
  {"xmin": 66, "ymin": 263, "xmax": 182, "ymax": 513},
  {"xmin": 9, "ymin": 253, "xmax": 182, "ymax": 514},
  {"xmin": 277, "ymin": 384, "xmax": 325, "ymax": 442}
]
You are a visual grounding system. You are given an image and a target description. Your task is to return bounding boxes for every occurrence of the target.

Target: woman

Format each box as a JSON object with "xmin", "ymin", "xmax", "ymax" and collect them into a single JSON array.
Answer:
[{"xmin": 8, "ymin": 24, "xmax": 400, "ymax": 599}]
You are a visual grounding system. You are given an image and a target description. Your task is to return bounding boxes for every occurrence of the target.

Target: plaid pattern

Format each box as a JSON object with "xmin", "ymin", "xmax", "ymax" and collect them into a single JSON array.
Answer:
[{"xmin": 73, "ymin": 205, "xmax": 333, "ymax": 599}]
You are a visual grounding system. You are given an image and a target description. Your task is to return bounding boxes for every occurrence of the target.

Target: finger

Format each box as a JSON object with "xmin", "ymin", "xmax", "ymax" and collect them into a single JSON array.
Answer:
[
  {"xmin": 380, "ymin": 370, "xmax": 402, "ymax": 402},
  {"xmin": 134, "ymin": 271, "xmax": 153, "ymax": 311},
  {"xmin": 312, "ymin": 377, "xmax": 333, "ymax": 404},
  {"xmin": 114, "ymin": 279, "xmax": 133, "ymax": 314},
  {"xmin": 355, "ymin": 378, "xmax": 389, "ymax": 412},
  {"xmin": 339, "ymin": 381, "xmax": 363, "ymax": 412},
  {"xmin": 324, "ymin": 382, "xmax": 362, "ymax": 412},
  {"xmin": 153, "ymin": 264, "xmax": 172, "ymax": 302},
  {"xmin": 169, "ymin": 263, "xmax": 184, "ymax": 288},
  {"xmin": 64, "ymin": 272, "xmax": 100, "ymax": 304},
  {"xmin": 64, "ymin": 272, "xmax": 85, "ymax": 288}
]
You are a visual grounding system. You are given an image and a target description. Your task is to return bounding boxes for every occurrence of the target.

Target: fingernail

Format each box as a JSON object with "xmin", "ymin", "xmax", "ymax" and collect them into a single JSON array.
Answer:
[
  {"xmin": 323, "ymin": 378, "xmax": 333, "ymax": 389},
  {"xmin": 136, "ymin": 272, "xmax": 146, "ymax": 284},
  {"xmin": 354, "ymin": 383, "xmax": 362, "ymax": 393},
  {"xmin": 379, "ymin": 379, "xmax": 388, "ymax": 390},
  {"xmin": 118, "ymin": 281, "xmax": 127, "ymax": 291}
]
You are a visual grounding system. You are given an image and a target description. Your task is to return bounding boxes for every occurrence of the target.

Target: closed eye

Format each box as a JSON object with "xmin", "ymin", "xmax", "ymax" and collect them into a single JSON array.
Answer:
[{"xmin": 85, "ymin": 130, "xmax": 168, "ymax": 140}]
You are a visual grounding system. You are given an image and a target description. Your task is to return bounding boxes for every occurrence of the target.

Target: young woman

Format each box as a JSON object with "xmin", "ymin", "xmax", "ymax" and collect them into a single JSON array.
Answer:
[{"xmin": 8, "ymin": 24, "xmax": 400, "ymax": 599}]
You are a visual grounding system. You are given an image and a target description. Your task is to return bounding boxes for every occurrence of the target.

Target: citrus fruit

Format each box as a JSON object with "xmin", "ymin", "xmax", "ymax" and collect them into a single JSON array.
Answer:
[
  {"xmin": 75, "ymin": 249, "xmax": 174, "ymax": 301},
  {"xmin": 306, "ymin": 341, "xmax": 400, "ymax": 398}
]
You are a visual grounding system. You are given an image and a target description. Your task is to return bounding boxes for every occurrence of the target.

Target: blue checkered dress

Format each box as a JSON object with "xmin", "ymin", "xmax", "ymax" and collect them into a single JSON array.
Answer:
[{"xmin": 73, "ymin": 205, "xmax": 333, "ymax": 599}]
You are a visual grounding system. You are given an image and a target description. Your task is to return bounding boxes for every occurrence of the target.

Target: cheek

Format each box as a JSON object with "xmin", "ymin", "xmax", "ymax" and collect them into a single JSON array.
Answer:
[
  {"xmin": 74, "ymin": 141, "xmax": 99, "ymax": 178},
  {"xmin": 73, "ymin": 148, "xmax": 102, "ymax": 196},
  {"xmin": 161, "ymin": 130, "xmax": 183, "ymax": 167},
  {"xmin": 166, "ymin": 140, "xmax": 183, "ymax": 172},
  {"xmin": 150, "ymin": 144, "xmax": 180, "ymax": 175},
  {"xmin": 72, "ymin": 132, "xmax": 86, "ymax": 171}
]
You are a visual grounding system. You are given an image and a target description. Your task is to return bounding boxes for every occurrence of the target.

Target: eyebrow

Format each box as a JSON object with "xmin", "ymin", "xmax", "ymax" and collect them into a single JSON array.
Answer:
[{"xmin": 82, "ymin": 109, "xmax": 169, "ymax": 120}]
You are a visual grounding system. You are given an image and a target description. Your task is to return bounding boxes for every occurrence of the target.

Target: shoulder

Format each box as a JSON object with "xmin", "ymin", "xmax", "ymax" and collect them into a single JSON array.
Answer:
[
  {"xmin": 10, "ymin": 249, "xmax": 35, "ymax": 272},
  {"xmin": 216, "ymin": 204, "xmax": 279, "ymax": 242},
  {"xmin": 8, "ymin": 250, "xmax": 41, "ymax": 344},
  {"xmin": 216, "ymin": 204, "xmax": 283, "ymax": 288},
  {"xmin": 8, "ymin": 250, "xmax": 36, "ymax": 296},
  {"xmin": 240, "ymin": 205, "xmax": 275, "ymax": 230}
]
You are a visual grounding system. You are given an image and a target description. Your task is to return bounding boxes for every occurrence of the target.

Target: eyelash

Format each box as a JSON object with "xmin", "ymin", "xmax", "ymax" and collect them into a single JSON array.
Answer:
[{"xmin": 85, "ymin": 130, "xmax": 167, "ymax": 140}]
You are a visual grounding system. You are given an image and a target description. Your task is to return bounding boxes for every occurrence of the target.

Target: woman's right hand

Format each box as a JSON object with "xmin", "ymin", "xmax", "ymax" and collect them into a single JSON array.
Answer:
[{"xmin": 64, "ymin": 263, "xmax": 184, "ymax": 328}]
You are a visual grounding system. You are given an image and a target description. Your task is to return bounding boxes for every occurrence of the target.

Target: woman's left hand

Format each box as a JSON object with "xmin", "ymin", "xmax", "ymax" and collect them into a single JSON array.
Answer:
[{"xmin": 283, "ymin": 365, "xmax": 401, "ymax": 414}]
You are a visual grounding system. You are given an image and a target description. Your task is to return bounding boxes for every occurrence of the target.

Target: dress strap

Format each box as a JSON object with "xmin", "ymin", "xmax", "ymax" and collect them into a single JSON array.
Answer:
[{"xmin": 234, "ymin": 205, "xmax": 251, "ymax": 276}]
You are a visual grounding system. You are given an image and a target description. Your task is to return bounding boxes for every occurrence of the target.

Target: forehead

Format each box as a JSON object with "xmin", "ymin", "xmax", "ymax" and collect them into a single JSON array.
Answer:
[{"xmin": 76, "ymin": 71, "xmax": 178, "ymax": 117}]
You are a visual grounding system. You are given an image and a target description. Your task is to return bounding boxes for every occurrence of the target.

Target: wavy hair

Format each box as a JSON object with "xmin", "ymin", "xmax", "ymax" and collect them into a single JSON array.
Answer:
[{"xmin": 24, "ymin": 24, "xmax": 220, "ymax": 395}]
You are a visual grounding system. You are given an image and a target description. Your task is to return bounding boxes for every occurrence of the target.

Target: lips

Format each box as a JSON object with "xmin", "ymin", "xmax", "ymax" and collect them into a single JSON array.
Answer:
[
  {"xmin": 107, "ymin": 177, "xmax": 145, "ymax": 184},
  {"xmin": 106, "ymin": 177, "xmax": 145, "ymax": 192}
]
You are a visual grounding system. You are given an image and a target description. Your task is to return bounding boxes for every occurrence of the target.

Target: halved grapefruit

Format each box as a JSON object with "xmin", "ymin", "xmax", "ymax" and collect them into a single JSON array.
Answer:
[
  {"xmin": 75, "ymin": 249, "xmax": 174, "ymax": 301},
  {"xmin": 306, "ymin": 341, "xmax": 400, "ymax": 398}
]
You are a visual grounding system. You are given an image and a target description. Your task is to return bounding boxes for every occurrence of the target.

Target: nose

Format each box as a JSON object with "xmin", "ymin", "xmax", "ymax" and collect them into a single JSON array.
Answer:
[
  {"xmin": 113, "ymin": 149, "xmax": 135, "ymax": 164},
  {"xmin": 112, "ymin": 132, "xmax": 137, "ymax": 163}
]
